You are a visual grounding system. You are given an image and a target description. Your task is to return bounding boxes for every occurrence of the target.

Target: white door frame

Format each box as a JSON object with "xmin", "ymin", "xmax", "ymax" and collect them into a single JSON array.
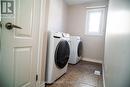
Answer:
[{"xmin": 36, "ymin": 0, "xmax": 48, "ymax": 87}]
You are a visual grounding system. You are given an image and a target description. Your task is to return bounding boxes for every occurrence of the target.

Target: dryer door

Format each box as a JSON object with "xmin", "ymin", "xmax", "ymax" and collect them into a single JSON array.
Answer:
[
  {"xmin": 55, "ymin": 40, "xmax": 70, "ymax": 69},
  {"xmin": 77, "ymin": 41, "xmax": 83, "ymax": 57}
]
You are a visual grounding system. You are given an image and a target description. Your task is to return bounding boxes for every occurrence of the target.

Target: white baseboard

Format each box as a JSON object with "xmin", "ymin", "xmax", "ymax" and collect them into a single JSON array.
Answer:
[
  {"xmin": 102, "ymin": 63, "xmax": 106, "ymax": 87},
  {"xmin": 82, "ymin": 58, "xmax": 103, "ymax": 64}
]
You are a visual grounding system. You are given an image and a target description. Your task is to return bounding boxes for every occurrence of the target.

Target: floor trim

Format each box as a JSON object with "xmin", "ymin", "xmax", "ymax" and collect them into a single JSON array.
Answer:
[
  {"xmin": 82, "ymin": 58, "xmax": 103, "ymax": 64},
  {"xmin": 102, "ymin": 64, "xmax": 106, "ymax": 87}
]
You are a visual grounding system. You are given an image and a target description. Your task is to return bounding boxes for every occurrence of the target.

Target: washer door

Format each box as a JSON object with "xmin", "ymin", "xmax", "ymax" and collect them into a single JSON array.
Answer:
[
  {"xmin": 55, "ymin": 40, "xmax": 70, "ymax": 69},
  {"xmin": 77, "ymin": 41, "xmax": 82, "ymax": 57}
]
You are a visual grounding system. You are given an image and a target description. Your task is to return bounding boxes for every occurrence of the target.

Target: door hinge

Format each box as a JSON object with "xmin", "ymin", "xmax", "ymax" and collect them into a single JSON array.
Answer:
[{"xmin": 36, "ymin": 74, "xmax": 38, "ymax": 81}]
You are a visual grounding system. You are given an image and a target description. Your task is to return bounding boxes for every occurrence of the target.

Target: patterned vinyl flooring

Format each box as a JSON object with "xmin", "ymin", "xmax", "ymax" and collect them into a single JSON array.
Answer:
[{"xmin": 46, "ymin": 61, "xmax": 103, "ymax": 87}]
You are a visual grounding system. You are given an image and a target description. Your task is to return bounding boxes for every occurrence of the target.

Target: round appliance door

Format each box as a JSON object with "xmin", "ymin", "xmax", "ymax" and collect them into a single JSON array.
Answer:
[
  {"xmin": 77, "ymin": 41, "xmax": 82, "ymax": 57},
  {"xmin": 55, "ymin": 40, "xmax": 70, "ymax": 69}
]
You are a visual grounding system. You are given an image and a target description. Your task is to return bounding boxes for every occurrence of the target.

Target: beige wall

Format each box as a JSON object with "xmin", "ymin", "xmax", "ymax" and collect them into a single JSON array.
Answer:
[
  {"xmin": 47, "ymin": 0, "xmax": 68, "ymax": 32},
  {"xmin": 47, "ymin": 0, "xmax": 108, "ymax": 63},
  {"xmin": 65, "ymin": 2, "xmax": 108, "ymax": 63}
]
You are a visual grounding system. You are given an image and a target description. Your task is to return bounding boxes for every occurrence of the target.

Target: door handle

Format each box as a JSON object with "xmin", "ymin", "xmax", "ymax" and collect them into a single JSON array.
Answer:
[{"xmin": 5, "ymin": 22, "xmax": 22, "ymax": 30}]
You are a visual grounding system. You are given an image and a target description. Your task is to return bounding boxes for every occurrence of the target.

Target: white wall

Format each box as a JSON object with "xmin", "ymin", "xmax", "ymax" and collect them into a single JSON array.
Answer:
[
  {"xmin": 47, "ymin": 0, "xmax": 68, "ymax": 32},
  {"xmin": 41, "ymin": 0, "xmax": 68, "ymax": 84},
  {"xmin": 65, "ymin": 2, "xmax": 108, "ymax": 63},
  {"xmin": 0, "ymin": 28, "xmax": 1, "ymax": 78},
  {"xmin": 104, "ymin": 0, "xmax": 130, "ymax": 87}
]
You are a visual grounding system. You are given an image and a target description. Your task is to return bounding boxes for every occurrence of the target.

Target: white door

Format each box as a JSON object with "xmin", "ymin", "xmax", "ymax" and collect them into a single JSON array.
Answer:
[{"xmin": 0, "ymin": 0, "xmax": 41, "ymax": 87}]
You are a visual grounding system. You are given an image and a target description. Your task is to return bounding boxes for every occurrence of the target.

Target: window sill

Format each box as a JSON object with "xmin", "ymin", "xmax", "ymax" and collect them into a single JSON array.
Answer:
[{"xmin": 85, "ymin": 34, "xmax": 105, "ymax": 37}]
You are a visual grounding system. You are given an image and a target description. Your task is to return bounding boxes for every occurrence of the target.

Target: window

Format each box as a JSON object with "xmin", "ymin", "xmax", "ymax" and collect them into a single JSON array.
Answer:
[{"xmin": 85, "ymin": 8, "xmax": 106, "ymax": 36}]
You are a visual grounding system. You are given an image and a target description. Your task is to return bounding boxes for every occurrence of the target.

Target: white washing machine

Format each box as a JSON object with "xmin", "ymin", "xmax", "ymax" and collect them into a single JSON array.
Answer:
[
  {"xmin": 45, "ymin": 32, "xmax": 70, "ymax": 84},
  {"xmin": 68, "ymin": 36, "xmax": 82, "ymax": 64}
]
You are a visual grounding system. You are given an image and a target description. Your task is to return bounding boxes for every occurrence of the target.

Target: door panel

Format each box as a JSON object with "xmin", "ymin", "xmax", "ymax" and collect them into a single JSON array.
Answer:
[
  {"xmin": 15, "ymin": 0, "xmax": 34, "ymax": 37},
  {"xmin": 14, "ymin": 47, "xmax": 32, "ymax": 87}
]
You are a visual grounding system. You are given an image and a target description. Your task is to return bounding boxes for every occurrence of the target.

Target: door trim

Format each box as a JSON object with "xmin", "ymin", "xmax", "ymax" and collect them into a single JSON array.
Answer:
[{"xmin": 36, "ymin": 0, "xmax": 48, "ymax": 87}]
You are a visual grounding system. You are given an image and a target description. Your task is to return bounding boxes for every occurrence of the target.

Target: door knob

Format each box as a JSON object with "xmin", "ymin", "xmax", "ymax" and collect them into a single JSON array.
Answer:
[{"xmin": 5, "ymin": 22, "xmax": 22, "ymax": 30}]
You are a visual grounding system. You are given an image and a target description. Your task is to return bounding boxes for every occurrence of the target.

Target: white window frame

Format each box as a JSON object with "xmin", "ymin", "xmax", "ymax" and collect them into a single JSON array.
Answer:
[{"xmin": 85, "ymin": 7, "xmax": 106, "ymax": 36}]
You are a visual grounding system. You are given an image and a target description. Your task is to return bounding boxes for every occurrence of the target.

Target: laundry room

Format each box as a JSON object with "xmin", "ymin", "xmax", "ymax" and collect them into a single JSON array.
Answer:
[
  {"xmin": 0, "ymin": 0, "xmax": 129, "ymax": 87},
  {"xmin": 44, "ymin": 0, "xmax": 108, "ymax": 87}
]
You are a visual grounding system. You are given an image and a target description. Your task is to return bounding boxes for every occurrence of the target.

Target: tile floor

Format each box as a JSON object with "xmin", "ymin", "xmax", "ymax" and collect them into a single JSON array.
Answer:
[{"xmin": 46, "ymin": 61, "xmax": 103, "ymax": 87}]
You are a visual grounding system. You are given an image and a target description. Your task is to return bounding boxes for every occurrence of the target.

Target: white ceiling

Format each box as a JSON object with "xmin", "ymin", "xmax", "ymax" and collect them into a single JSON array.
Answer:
[{"xmin": 65, "ymin": 0, "xmax": 107, "ymax": 5}]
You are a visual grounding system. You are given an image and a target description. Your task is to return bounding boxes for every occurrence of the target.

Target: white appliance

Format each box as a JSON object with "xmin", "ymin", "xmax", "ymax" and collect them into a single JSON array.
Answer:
[
  {"xmin": 45, "ymin": 32, "xmax": 70, "ymax": 84},
  {"xmin": 68, "ymin": 36, "xmax": 82, "ymax": 64}
]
